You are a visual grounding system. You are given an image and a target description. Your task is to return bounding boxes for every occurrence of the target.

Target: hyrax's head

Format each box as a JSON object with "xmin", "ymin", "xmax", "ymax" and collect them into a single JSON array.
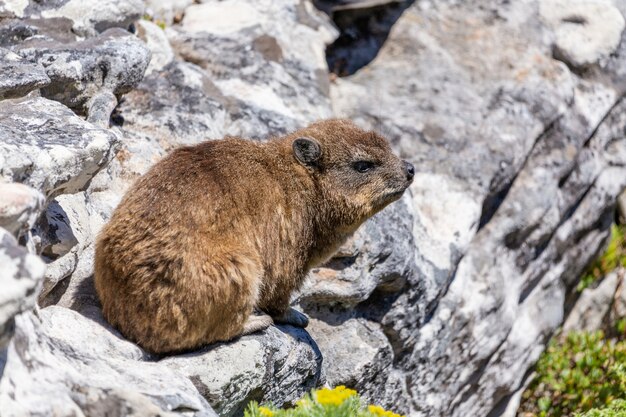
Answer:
[{"xmin": 290, "ymin": 119, "xmax": 414, "ymax": 227}]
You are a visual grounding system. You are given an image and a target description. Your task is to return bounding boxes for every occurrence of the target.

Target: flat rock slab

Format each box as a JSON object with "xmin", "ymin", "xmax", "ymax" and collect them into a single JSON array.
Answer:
[
  {"xmin": 0, "ymin": 47, "xmax": 49, "ymax": 99},
  {"xmin": 0, "ymin": 306, "xmax": 217, "ymax": 417},
  {"xmin": 161, "ymin": 325, "xmax": 323, "ymax": 417},
  {"xmin": 0, "ymin": 305, "xmax": 322, "ymax": 417},
  {"xmin": 0, "ymin": 96, "xmax": 119, "ymax": 199}
]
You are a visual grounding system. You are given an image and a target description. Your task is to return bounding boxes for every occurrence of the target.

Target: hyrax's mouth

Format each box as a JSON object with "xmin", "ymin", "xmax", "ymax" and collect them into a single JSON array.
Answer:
[
  {"xmin": 384, "ymin": 189, "xmax": 406, "ymax": 201},
  {"xmin": 380, "ymin": 182, "xmax": 410, "ymax": 205}
]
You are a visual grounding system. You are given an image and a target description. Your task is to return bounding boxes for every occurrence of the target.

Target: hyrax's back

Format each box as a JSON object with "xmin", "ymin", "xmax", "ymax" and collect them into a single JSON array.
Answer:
[{"xmin": 95, "ymin": 120, "xmax": 414, "ymax": 354}]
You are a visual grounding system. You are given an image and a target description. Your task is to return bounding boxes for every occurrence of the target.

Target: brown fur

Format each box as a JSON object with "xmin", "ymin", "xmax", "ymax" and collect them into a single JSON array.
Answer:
[{"xmin": 94, "ymin": 119, "xmax": 414, "ymax": 354}]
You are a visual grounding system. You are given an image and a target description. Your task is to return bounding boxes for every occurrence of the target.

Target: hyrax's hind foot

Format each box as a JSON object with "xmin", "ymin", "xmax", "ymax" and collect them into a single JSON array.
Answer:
[
  {"xmin": 242, "ymin": 314, "xmax": 274, "ymax": 336},
  {"xmin": 273, "ymin": 307, "xmax": 309, "ymax": 328}
]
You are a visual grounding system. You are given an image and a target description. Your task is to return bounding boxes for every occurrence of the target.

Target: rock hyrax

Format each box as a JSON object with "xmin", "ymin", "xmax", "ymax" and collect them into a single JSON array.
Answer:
[{"xmin": 95, "ymin": 119, "xmax": 414, "ymax": 354}]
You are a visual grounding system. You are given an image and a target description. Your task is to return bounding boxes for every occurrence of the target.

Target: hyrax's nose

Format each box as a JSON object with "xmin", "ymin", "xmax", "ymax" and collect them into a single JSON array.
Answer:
[{"xmin": 404, "ymin": 161, "xmax": 415, "ymax": 181}]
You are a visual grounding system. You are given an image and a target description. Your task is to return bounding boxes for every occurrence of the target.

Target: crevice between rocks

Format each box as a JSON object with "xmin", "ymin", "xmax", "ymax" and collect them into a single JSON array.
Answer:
[
  {"xmin": 478, "ymin": 116, "xmax": 562, "ymax": 231},
  {"xmin": 317, "ymin": 0, "xmax": 415, "ymax": 76}
]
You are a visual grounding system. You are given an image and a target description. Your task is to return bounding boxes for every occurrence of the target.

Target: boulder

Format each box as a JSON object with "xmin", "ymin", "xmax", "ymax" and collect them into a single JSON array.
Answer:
[
  {"xmin": 540, "ymin": 0, "xmax": 625, "ymax": 68},
  {"xmin": 0, "ymin": 47, "xmax": 49, "ymax": 99},
  {"xmin": 0, "ymin": 96, "xmax": 119, "ymax": 199},
  {"xmin": 0, "ymin": 228, "xmax": 45, "ymax": 349},
  {"xmin": 328, "ymin": 0, "xmax": 626, "ymax": 415},
  {"xmin": 0, "ymin": 306, "xmax": 217, "ymax": 417},
  {"xmin": 0, "ymin": 183, "xmax": 44, "ymax": 239},
  {"xmin": 15, "ymin": 28, "xmax": 151, "ymax": 124},
  {"xmin": 1, "ymin": 0, "xmax": 144, "ymax": 37},
  {"xmin": 161, "ymin": 325, "xmax": 323, "ymax": 417}
]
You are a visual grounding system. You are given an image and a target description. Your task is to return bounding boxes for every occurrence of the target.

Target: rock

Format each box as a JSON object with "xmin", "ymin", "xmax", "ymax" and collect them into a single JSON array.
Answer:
[
  {"xmin": 563, "ymin": 270, "xmax": 621, "ymax": 333},
  {"xmin": 328, "ymin": 0, "xmax": 626, "ymax": 415},
  {"xmin": 161, "ymin": 325, "xmax": 323, "ymax": 417},
  {"xmin": 15, "ymin": 28, "xmax": 151, "ymax": 121},
  {"xmin": 617, "ymin": 190, "xmax": 626, "ymax": 224},
  {"xmin": 0, "ymin": 15, "xmax": 77, "ymax": 48},
  {"xmin": 0, "ymin": 228, "xmax": 45, "ymax": 349},
  {"xmin": 1, "ymin": 1, "xmax": 335, "ymax": 416},
  {"xmin": 144, "ymin": 0, "xmax": 193, "ymax": 25},
  {"xmin": 30, "ymin": 0, "xmax": 144, "ymax": 37},
  {"xmin": 2, "ymin": 1, "xmax": 625, "ymax": 417},
  {"xmin": 36, "ymin": 192, "xmax": 105, "ymax": 308},
  {"xmin": 0, "ymin": 306, "xmax": 218, "ymax": 416},
  {"xmin": 540, "ymin": 0, "xmax": 626, "ymax": 68},
  {"xmin": 609, "ymin": 268, "xmax": 626, "ymax": 326},
  {"xmin": 0, "ymin": 47, "xmax": 50, "ymax": 99},
  {"xmin": 305, "ymin": 314, "xmax": 392, "ymax": 398},
  {"xmin": 169, "ymin": 0, "xmax": 337, "ymax": 135},
  {"xmin": 0, "ymin": 183, "xmax": 44, "ymax": 239},
  {"xmin": 0, "ymin": 96, "xmax": 119, "ymax": 199},
  {"xmin": 136, "ymin": 20, "xmax": 175, "ymax": 76}
]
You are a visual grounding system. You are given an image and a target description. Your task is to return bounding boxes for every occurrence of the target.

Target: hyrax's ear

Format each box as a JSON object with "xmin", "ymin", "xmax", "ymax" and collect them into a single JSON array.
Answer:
[{"xmin": 293, "ymin": 137, "xmax": 321, "ymax": 167}]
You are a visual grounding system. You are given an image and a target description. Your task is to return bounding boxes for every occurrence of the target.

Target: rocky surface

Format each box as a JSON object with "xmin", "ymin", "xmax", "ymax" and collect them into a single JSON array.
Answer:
[
  {"xmin": 563, "ymin": 268, "xmax": 626, "ymax": 334},
  {"xmin": 0, "ymin": 306, "xmax": 217, "ymax": 417},
  {"xmin": 0, "ymin": 97, "xmax": 119, "ymax": 199},
  {"xmin": 0, "ymin": 183, "xmax": 44, "ymax": 239},
  {"xmin": 0, "ymin": 228, "xmax": 45, "ymax": 350},
  {"xmin": 1, "ymin": 0, "xmax": 626, "ymax": 416},
  {"xmin": 329, "ymin": 0, "xmax": 626, "ymax": 415},
  {"xmin": 161, "ymin": 326, "xmax": 323, "ymax": 417}
]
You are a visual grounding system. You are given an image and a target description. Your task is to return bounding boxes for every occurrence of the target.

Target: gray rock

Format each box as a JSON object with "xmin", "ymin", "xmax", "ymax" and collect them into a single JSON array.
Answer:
[
  {"xmin": 3, "ymin": 1, "xmax": 625, "ymax": 417},
  {"xmin": 0, "ymin": 228, "xmax": 45, "ymax": 349},
  {"xmin": 23, "ymin": 0, "xmax": 144, "ymax": 37},
  {"xmin": 161, "ymin": 325, "xmax": 323, "ymax": 417},
  {"xmin": 0, "ymin": 96, "xmax": 119, "ymax": 199},
  {"xmin": 619, "ymin": 190, "xmax": 626, "ymax": 224},
  {"xmin": 136, "ymin": 20, "xmax": 175, "ymax": 76},
  {"xmin": 0, "ymin": 306, "xmax": 218, "ymax": 416},
  {"xmin": 15, "ymin": 28, "xmax": 150, "ymax": 122},
  {"xmin": 328, "ymin": 0, "xmax": 626, "ymax": 415},
  {"xmin": 609, "ymin": 268, "xmax": 626, "ymax": 327},
  {"xmin": 0, "ymin": 47, "xmax": 49, "ymax": 99},
  {"xmin": 0, "ymin": 14, "xmax": 78, "ymax": 47},
  {"xmin": 36, "ymin": 192, "xmax": 104, "ymax": 307},
  {"xmin": 305, "ymin": 314, "xmax": 392, "ymax": 401},
  {"xmin": 540, "ymin": 0, "xmax": 626, "ymax": 68},
  {"xmin": 169, "ymin": 0, "xmax": 337, "ymax": 136},
  {"xmin": 0, "ymin": 183, "xmax": 44, "ymax": 239},
  {"xmin": 144, "ymin": 0, "xmax": 193, "ymax": 25},
  {"xmin": 563, "ymin": 270, "xmax": 621, "ymax": 333}
]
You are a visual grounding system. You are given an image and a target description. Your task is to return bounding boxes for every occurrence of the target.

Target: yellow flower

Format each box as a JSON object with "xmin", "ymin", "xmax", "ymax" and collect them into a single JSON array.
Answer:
[
  {"xmin": 314, "ymin": 385, "xmax": 357, "ymax": 406},
  {"xmin": 368, "ymin": 404, "xmax": 405, "ymax": 417},
  {"xmin": 258, "ymin": 406, "xmax": 274, "ymax": 417}
]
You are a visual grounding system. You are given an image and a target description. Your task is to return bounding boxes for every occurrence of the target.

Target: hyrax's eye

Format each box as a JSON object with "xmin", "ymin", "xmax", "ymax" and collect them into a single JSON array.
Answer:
[{"xmin": 353, "ymin": 161, "xmax": 375, "ymax": 173}]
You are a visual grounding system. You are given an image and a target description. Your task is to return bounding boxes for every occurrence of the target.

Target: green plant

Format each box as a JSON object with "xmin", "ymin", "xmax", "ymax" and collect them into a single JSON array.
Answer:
[
  {"xmin": 577, "ymin": 225, "xmax": 626, "ymax": 292},
  {"xmin": 577, "ymin": 399, "xmax": 626, "ymax": 417},
  {"xmin": 519, "ymin": 331, "xmax": 626, "ymax": 416},
  {"xmin": 244, "ymin": 386, "xmax": 404, "ymax": 417}
]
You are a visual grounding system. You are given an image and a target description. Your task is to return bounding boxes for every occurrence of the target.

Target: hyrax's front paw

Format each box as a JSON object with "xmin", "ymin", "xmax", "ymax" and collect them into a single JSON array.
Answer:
[{"xmin": 274, "ymin": 307, "xmax": 309, "ymax": 328}]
